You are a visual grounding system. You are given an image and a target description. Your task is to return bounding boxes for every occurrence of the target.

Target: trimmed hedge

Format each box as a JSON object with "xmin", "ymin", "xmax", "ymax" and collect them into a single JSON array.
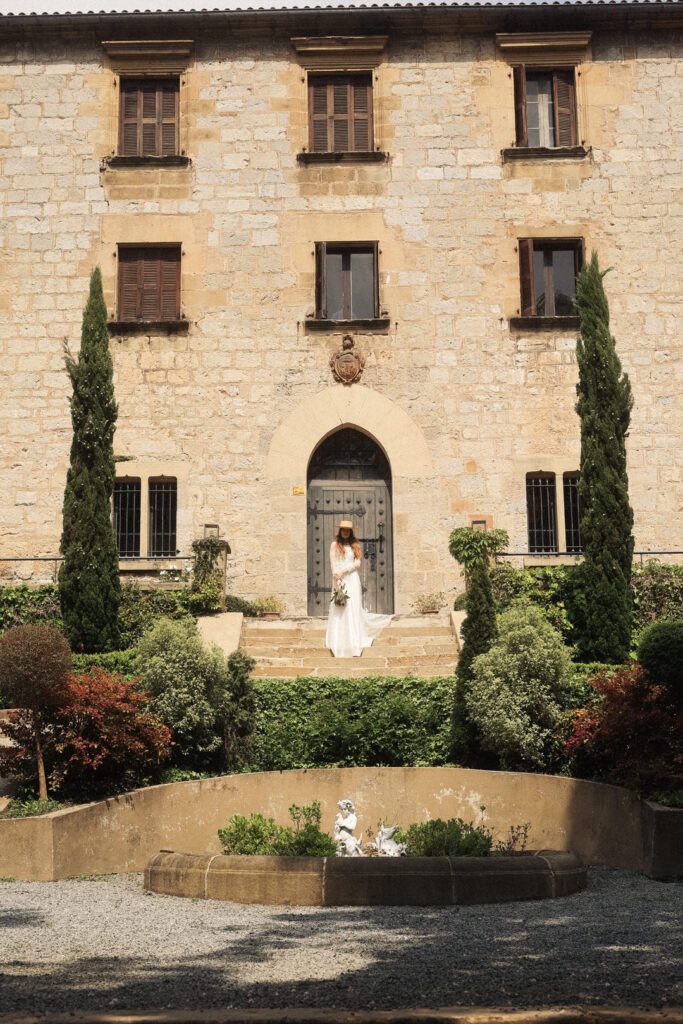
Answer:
[
  {"xmin": 248, "ymin": 675, "xmax": 454, "ymax": 771},
  {"xmin": 71, "ymin": 649, "xmax": 140, "ymax": 678}
]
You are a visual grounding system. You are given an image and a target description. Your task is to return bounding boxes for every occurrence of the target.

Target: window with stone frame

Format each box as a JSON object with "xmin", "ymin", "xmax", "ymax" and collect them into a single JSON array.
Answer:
[
  {"xmin": 113, "ymin": 478, "xmax": 141, "ymax": 558},
  {"xmin": 518, "ymin": 238, "xmax": 583, "ymax": 318},
  {"xmin": 526, "ymin": 473, "xmax": 558, "ymax": 554},
  {"xmin": 315, "ymin": 242, "xmax": 379, "ymax": 321},
  {"xmin": 149, "ymin": 479, "xmax": 178, "ymax": 557},
  {"xmin": 563, "ymin": 472, "xmax": 583, "ymax": 554},
  {"xmin": 308, "ymin": 74, "xmax": 373, "ymax": 153},
  {"xmin": 513, "ymin": 67, "xmax": 578, "ymax": 149},
  {"xmin": 119, "ymin": 78, "xmax": 179, "ymax": 158},
  {"xmin": 117, "ymin": 245, "xmax": 181, "ymax": 323}
]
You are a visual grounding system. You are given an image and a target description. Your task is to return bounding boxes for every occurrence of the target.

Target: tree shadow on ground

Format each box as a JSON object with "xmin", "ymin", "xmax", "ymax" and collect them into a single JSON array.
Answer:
[{"xmin": 0, "ymin": 870, "xmax": 681, "ymax": 1013}]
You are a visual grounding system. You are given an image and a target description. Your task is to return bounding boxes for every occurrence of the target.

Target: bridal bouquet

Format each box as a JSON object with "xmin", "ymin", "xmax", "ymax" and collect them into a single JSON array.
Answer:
[{"xmin": 332, "ymin": 582, "xmax": 349, "ymax": 607}]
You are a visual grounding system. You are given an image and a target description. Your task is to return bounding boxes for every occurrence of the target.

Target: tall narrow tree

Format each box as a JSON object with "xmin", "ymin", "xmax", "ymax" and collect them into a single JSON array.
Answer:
[
  {"xmin": 59, "ymin": 268, "xmax": 120, "ymax": 651},
  {"xmin": 574, "ymin": 252, "xmax": 634, "ymax": 663}
]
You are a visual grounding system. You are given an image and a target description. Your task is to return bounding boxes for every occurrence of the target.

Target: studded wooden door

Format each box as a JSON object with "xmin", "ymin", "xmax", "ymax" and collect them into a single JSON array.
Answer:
[{"xmin": 307, "ymin": 483, "xmax": 394, "ymax": 615}]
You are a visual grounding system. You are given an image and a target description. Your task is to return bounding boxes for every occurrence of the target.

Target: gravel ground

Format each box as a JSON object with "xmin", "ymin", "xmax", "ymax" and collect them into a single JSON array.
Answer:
[{"xmin": 0, "ymin": 868, "xmax": 681, "ymax": 1015}]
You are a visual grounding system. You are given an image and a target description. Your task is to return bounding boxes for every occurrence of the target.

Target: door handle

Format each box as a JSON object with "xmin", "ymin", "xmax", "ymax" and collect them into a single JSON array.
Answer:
[{"xmin": 378, "ymin": 521, "xmax": 385, "ymax": 554}]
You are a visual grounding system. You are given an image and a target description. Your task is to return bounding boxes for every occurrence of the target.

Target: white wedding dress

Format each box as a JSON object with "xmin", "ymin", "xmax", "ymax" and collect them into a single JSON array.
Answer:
[{"xmin": 325, "ymin": 542, "xmax": 393, "ymax": 658}]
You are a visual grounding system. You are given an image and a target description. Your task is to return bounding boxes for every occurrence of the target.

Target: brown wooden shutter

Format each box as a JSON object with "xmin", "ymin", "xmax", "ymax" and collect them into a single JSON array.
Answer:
[
  {"xmin": 160, "ymin": 81, "xmax": 179, "ymax": 156},
  {"xmin": 519, "ymin": 239, "xmax": 535, "ymax": 316},
  {"xmin": 315, "ymin": 242, "xmax": 327, "ymax": 318},
  {"xmin": 120, "ymin": 81, "xmax": 140, "ymax": 156},
  {"xmin": 352, "ymin": 78, "xmax": 372, "ymax": 152},
  {"xmin": 372, "ymin": 240, "xmax": 380, "ymax": 318},
  {"xmin": 309, "ymin": 79, "xmax": 330, "ymax": 152},
  {"xmin": 118, "ymin": 250, "xmax": 140, "ymax": 320},
  {"xmin": 553, "ymin": 70, "xmax": 577, "ymax": 147},
  {"xmin": 513, "ymin": 65, "xmax": 528, "ymax": 147},
  {"xmin": 140, "ymin": 83, "xmax": 158, "ymax": 156},
  {"xmin": 331, "ymin": 80, "xmax": 350, "ymax": 152},
  {"xmin": 159, "ymin": 249, "xmax": 181, "ymax": 320}
]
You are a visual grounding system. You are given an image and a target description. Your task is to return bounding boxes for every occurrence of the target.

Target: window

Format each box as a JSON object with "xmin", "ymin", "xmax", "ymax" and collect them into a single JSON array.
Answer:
[
  {"xmin": 149, "ymin": 479, "xmax": 177, "ymax": 557},
  {"xmin": 513, "ymin": 67, "xmax": 577, "ymax": 149},
  {"xmin": 315, "ymin": 242, "xmax": 379, "ymax": 321},
  {"xmin": 113, "ymin": 478, "xmax": 141, "ymax": 558},
  {"xmin": 308, "ymin": 74, "xmax": 373, "ymax": 153},
  {"xmin": 119, "ymin": 78, "xmax": 179, "ymax": 158},
  {"xmin": 518, "ymin": 239, "xmax": 583, "ymax": 318},
  {"xmin": 563, "ymin": 473, "xmax": 583, "ymax": 554},
  {"xmin": 526, "ymin": 473, "xmax": 558, "ymax": 554},
  {"xmin": 117, "ymin": 245, "xmax": 181, "ymax": 322}
]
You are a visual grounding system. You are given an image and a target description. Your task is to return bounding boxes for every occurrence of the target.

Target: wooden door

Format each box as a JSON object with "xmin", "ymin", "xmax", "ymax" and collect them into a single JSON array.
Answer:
[{"xmin": 307, "ymin": 482, "xmax": 393, "ymax": 615}]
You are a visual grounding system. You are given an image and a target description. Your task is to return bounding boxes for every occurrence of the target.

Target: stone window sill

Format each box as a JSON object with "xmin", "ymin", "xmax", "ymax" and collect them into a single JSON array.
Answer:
[
  {"xmin": 297, "ymin": 151, "xmax": 388, "ymax": 165},
  {"xmin": 509, "ymin": 316, "xmax": 580, "ymax": 331},
  {"xmin": 502, "ymin": 146, "xmax": 590, "ymax": 162},
  {"xmin": 103, "ymin": 155, "xmax": 191, "ymax": 169},
  {"xmin": 108, "ymin": 320, "xmax": 190, "ymax": 335},
  {"xmin": 305, "ymin": 317, "xmax": 391, "ymax": 332}
]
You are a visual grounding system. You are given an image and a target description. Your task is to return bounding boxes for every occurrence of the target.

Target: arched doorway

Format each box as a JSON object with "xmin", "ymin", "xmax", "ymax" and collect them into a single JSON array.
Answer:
[{"xmin": 307, "ymin": 428, "xmax": 394, "ymax": 616}]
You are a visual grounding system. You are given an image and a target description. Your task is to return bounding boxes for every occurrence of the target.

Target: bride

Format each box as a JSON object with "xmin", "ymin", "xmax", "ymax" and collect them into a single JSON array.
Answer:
[{"xmin": 325, "ymin": 519, "xmax": 392, "ymax": 658}]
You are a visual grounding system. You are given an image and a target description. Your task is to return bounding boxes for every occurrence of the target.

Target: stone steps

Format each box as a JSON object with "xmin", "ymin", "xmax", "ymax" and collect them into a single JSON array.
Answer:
[{"xmin": 240, "ymin": 614, "xmax": 458, "ymax": 679}]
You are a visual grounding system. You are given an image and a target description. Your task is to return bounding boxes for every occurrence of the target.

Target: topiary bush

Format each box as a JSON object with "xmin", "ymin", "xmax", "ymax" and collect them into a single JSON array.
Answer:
[
  {"xmin": 465, "ymin": 603, "xmax": 573, "ymax": 772},
  {"xmin": 396, "ymin": 817, "xmax": 493, "ymax": 857},
  {"xmin": 248, "ymin": 675, "xmax": 453, "ymax": 772},
  {"xmin": 136, "ymin": 617, "xmax": 255, "ymax": 771},
  {"xmin": 565, "ymin": 663, "xmax": 683, "ymax": 798},
  {"xmin": 637, "ymin": 619, "xmax": 683, "ymax": 698},
  {"xmin": 218, "ymin": 801, "xmax": 336, "ymax": 857}
]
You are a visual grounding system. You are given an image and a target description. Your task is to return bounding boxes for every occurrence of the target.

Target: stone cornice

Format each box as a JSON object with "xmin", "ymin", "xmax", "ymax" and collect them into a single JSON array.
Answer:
[
  {"xmin": 292, "ymin": 35, "xmax": 387, "ymax": 70},
  {"xmin": 102, "ymin": 38, "xmax": 194, "ymax": 74}
]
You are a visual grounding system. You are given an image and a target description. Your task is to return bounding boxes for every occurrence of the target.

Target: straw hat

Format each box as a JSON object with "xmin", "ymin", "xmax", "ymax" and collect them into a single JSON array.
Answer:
[{"xmin": 338, "ymin": 520, "xmax": 354, "ymax": 530}]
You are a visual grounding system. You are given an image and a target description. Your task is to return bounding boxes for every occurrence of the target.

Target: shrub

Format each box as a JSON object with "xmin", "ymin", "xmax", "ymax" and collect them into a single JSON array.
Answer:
[
  {"xmin": 632, "ymin": 561, "xmax": 683, "ymax": 636},
  {"xmin": 218, "ymin": 802, "xmax": 336, "ymax": 857},
  {"xmin": 0, "ymin": 585, "xmax": 62, "ymax": 634},
  {"xmin": 397, "ymin": 817, "xmax": 492, "ymax": 857},
  {"xmin": 118, "ymin": 582, "xmax": 192, "ymax": 649},
  {"xmin": 637, "ymin": 619, "xmax": 683, "ymax": 696},
  {"xmin": 489, "ymin": 563, "xmax": 585, "ymax": 640},
  {"xmin": 448, "ymin": 527, "xmax": 509, "ymax": 574},
  {"xmin": 248, "ymin": 675, "xmax": 453, "ymax": 772},
  {"xmin": 0, "ymin": 624, "xmax": 72, "ymax": 799},
  {"xmin": 0, "ymin": 797, "xmax": 64, "ymax": 819},
  {"xmin": 465, "ymin": 603, "xmax": 572, "ymax": 772},
  {"xmin": 0, "ymin": 669, "xmax": 171, "ymax": 802},
  {"xmin": 72, "ymin": 648, "xmax": 139, "ymax": 679},
  {"xmin": 136, "ymin": 618, "xmax": 255, "ymax": 771},
  {"xmin": 565, "ymin": 663, "xmax": 683, "ymax": 797}
]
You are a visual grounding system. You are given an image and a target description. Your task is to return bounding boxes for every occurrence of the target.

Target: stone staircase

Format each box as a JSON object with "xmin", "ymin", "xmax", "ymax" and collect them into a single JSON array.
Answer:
[{"xmin": 240, "ymin": 614, "xmax": 459, "ymax": 678}]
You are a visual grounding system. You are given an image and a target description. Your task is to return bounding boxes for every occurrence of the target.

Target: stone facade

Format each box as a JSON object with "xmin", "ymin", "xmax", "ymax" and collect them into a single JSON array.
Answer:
[{"xmin": 0, "ymin": 8, "xmax": 681, "ymax": 613}]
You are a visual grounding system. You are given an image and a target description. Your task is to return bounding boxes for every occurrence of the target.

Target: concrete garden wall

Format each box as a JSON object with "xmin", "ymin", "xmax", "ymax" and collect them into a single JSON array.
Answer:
[{"xmin": 0, "ymin": 767, "xmax": 679, "ymax": 881}]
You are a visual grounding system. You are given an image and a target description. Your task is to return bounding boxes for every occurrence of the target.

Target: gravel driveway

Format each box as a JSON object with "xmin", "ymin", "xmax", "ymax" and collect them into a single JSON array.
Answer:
[{"xmin": 0, "ymin": 868, "xmax": 681, "ymax": 1015}]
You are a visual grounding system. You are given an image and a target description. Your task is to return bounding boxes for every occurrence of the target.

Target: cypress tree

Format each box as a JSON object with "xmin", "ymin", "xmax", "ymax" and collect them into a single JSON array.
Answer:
[
  {"xmin": 452, "ymin": 558, "xmax": 498, "ymax": 762},
  {"xmin": 574, "ymin": 252, "xmax": 634, "ymax": 663},
  {"xmin": 59, "ymin": 268, "xmax": 120, "ymax": 652}
]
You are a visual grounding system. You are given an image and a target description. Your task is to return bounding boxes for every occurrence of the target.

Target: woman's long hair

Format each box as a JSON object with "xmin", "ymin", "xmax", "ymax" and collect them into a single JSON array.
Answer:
[{"xmin": 335, "ymin": 528, "xmax": 361, "ymax": 560}]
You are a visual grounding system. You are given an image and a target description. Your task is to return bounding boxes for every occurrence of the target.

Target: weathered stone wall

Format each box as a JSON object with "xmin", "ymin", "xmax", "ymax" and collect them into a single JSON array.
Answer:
[{"xmin": 0, "ymin": 25, "xmax": 681, "ymax": 611}]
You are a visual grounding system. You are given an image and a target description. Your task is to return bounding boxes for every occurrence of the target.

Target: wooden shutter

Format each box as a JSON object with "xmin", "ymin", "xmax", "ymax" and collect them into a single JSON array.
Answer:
[
  {"xmin": 118, "ymin": 79, "xmax": 178, "ymax": 157},
  {"xmin": 118, "ymin": 247, "xmax": 180, "ymax": 321},
  {"xmin": 553, "ymin": 70, "xmax": 577, "ymax": 147},
  {"xmin": 315, "ymin": 242, "xmax": 327, "ymax": 318},
  {"xmin": 519, "ymin": 239, "xmax": 535, "ymax": 316},
  {"xmin": 372, "ymin": 240, "xmax": 380, "ymax": 318},
  {"xmin": 308, "ymin": 74, "xmax": 372, "ymax": 153},
  {"xmin": 513, "ymin": 65, "xmax": 528, "ymax": 147}
]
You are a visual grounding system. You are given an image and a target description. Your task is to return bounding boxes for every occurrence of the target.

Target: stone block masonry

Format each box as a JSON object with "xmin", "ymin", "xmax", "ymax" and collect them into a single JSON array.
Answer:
[{"xmin": 0, "ymin": 19, "xmax": 681, "ymax": 612}]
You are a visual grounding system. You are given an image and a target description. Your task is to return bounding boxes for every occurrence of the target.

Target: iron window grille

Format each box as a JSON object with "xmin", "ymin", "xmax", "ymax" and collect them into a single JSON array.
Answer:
[
  {"xmin": 149, "ymin": 478, "xmax": 177, "ymax": 557},
  {"xmin": 526, "ymin": 473, "xmax": 558, "ymax": 554},
  {"xmin": 113, "ymin": 478, "xmax": 141, "ymax": 558},
  {"xmin": 563, "ymin": 473, "xmax": 583, "ymax": 554}
]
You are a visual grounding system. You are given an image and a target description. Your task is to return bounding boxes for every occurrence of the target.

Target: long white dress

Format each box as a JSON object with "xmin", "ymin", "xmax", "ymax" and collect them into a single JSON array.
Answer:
[{"xmin": 325, "ymin": 542, "xmax": 393, "ymax": 658}]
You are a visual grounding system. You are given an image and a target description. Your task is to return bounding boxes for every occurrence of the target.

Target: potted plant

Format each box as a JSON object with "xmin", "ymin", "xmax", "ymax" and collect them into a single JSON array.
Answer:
[
  {"xmin": 257, "ymin": 596, "xmax": 286, "ymax": 620},
  {"xmin": 412, "ymin": 592, "xmax": 445, "ymax": 615}
]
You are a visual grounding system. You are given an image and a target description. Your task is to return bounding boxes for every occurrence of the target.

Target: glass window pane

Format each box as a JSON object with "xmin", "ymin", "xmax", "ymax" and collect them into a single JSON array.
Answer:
[
  {"xmin": 350, "ymin": 251, "xmax": 375, "ymax": 319},
  {"xmin": 325, "ymin": 252, "xmax": 344, "ymax": 320},
  {"xmin": 533, "ymin": 249, "xmax": 546, "ymax": 315},
  {"xmin": 526, "ymin": 73, "xmax": 555, "ymax": 147},
  {"xmin": 552, "ymin": 249, "xmax": 577, "ymax": 315}
]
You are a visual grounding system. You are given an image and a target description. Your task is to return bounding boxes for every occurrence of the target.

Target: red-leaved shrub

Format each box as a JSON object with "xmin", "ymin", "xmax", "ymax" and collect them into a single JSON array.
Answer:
[
  {"xmin": 0, "ymin": 669, "xmax": 171, "ymax": 802},
  {"xmin": 565, "ymin": 663, "xmax": 683, "ymax": 796}
]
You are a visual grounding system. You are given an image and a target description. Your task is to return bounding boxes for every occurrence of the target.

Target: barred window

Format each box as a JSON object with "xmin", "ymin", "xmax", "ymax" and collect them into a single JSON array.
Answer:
[
  {"xmin": 563, "ymin": 472, "xmax": 583, "ymax": 554},
  {"xmin": 149, "ymin": 478, "xmax": 177, "ymax": 557},
  {"xmin": 526, "ymin": 473, "xmax": 558, "ymax": 554},
  {"xmin": 113, "ymin": 478, "xmax": 141, "ymax": 558}
]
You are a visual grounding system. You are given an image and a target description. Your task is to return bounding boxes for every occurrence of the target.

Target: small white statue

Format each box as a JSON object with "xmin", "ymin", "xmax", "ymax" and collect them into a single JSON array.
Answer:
[
  {"xmin": 371, "ymin": 822, "xmax": 407, "ymax": 858},
  {"xmin": 334, "ymin": 799, "xmax": 364, "ymax": 857}
]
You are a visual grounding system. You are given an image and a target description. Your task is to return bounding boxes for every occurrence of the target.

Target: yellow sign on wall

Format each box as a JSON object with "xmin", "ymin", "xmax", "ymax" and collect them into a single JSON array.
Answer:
[{"xmin": 292, "ymin": 485, "xmax": 305, "ymax": 496}]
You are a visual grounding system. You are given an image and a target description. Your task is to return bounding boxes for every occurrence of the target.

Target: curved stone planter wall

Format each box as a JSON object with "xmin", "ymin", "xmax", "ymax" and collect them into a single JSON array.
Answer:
[
  {"xmin": 0, "ymin": 766, "xmax": 680, "ymax": 881},
  {"xmin": 144, "ymin": 850, "xmax": 587, "ymax": 906}
]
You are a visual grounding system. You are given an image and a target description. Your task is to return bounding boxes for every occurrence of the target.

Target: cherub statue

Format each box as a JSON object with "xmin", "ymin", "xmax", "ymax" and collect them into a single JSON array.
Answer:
[
  {"xmin": 371, "ymin": 822, "xmax": 407, "ymax": 858},
  {"xmin": 334, "ymin": 798, "xmax": 364, "ymax": 857}
]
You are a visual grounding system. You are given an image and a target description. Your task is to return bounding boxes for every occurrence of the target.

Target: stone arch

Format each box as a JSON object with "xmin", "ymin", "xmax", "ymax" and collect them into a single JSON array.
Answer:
[{"xmin": 265, "ymin": 386, "xmax": 434, "ymax": 480}]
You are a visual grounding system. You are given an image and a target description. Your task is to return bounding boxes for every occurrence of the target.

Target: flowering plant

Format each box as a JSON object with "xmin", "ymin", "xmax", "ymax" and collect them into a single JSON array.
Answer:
[{"xmin": 332, "ymin": 583, "xmax": 349, "ymax": 607}]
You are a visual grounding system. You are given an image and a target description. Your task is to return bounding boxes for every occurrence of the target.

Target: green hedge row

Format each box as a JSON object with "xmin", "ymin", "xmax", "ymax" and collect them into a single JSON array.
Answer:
[{"xmin": 248, "ymin": 675, "xmax": 454, "ymax": 771}]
